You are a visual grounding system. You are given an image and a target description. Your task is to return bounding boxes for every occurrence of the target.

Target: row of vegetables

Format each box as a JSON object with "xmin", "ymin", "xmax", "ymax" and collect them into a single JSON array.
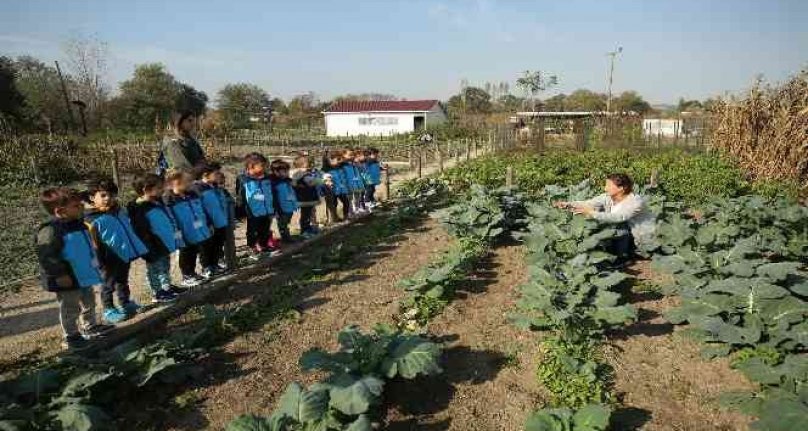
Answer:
[{"xmin": 649, "ymin": 195, "xmax": 808, "ymax": 431}]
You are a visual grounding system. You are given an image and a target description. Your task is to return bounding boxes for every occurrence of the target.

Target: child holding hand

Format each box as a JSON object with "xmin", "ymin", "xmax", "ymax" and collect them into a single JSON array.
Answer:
[
  {"xmin": 128, "ymin": 173, "xmax": 183, "ymax": 303},
  {"xmin": 84, "ymin": 177, "xmax": 148, "ymax": 324},
  {"xmin": 36, "ymin": 187, "xmax": 111, "ymax": 350},
  {"xmin": 269, "ymin": 159, "xmax": 300, "ymax": 243},
  {"xmin": 163, "ymin": 170, "xmax": 212, "ymax": 287},
  {"xmin": 235, "ymin": 153, "xmax": 275, "ymax": 261}
]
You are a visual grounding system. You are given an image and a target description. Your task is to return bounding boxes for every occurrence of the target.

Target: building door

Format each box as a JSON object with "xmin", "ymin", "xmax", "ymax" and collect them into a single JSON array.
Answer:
[{"xmin": 414, "ymin": 116, "xmax": 425, "ymax": 131}]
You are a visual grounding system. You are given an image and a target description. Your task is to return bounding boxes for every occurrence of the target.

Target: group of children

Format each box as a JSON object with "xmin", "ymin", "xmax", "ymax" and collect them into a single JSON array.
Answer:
[{"xmin": 35, "ymin": 147, "xmax": 385, "ymax": 350}]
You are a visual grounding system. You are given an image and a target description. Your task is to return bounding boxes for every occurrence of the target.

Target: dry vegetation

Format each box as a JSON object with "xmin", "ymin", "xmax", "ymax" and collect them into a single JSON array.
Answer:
[{"xmin": 711, "ymin": 70, "xmax": 808, "ymax": 193}]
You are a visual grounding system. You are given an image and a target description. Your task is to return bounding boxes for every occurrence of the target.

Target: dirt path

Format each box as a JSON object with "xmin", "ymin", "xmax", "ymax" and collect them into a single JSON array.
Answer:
[
  {"xmin": 384, "ymin": 244, "xmax": 544, "ymax": 431},
  {"xmin": 155, "ymin": 218, "xmax": 451, "ymax": 430},
  {"xmin": 604, "ymin": 261, "xmax": 754, "ymax": 431}
]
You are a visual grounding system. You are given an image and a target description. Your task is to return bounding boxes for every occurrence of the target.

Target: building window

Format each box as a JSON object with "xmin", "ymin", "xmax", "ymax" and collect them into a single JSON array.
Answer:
[{"xmin": 358, "ymin": 117, "xmax": 398, "ymax": 126}]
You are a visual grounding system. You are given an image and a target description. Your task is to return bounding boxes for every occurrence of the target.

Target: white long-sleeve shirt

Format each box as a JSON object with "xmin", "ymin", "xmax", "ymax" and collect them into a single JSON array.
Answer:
[{"xmin": 573, "ymin": 193, "xmax": 656, "ymax": 247}]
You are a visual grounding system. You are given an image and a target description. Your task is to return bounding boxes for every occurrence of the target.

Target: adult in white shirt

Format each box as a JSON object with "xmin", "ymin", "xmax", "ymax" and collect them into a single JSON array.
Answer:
[{"xmin": 553, "ymin": 173, "xmax": 656, "ymax": 262}]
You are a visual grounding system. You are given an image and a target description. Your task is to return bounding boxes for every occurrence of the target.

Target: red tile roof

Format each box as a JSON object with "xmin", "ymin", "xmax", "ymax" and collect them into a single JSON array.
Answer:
[{"xmin": 325, "ymin": 100, "xmax": 440, "ymax": 113}]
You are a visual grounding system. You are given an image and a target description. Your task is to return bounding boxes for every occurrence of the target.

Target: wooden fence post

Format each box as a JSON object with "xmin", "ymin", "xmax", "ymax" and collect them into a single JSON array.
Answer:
[
  {"xmin": 505, "ymin": 165, "xmax": 514, "ymax": 188},
  {"xmin": 417, "ymin": 147, "xmax": 423, "ymax": 178},
  {"xmin": 111, "ymin": 148, "xmax": 121, "ymax": 186},
  {"xmin": 437, "ymin": 141, "xmax": 444, "ymax": 173},
  {"xmin": 384, "ymin": 167, "xmax": 391, "ymax": 201},
  {"xmin": 224, "ymin": 201, "xmax": 237, "ymax": 270}
]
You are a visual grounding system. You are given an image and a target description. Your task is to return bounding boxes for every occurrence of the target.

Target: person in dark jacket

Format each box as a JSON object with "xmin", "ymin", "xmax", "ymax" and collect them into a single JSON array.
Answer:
[
  {"xmin": 163, "ymin": 169, "xmax": 212, "ymax": 287},
  {"xmin": 291, "ymin": 154, "xmax": 322, "ymax": 238},
  {"xmin": 194, "ymin": 162, "xmax": 231, "ymax": 277},
  {"xmin": 128, "ymin": 173, "xmax": 184, "ymax": 303},
  {"xmin": 235, "ymin": 153, "xmax": 276, "ymax": 261},
  {"xmin": 322, "ymin": 150, "xmax": 350, "ymax": 223},
  {"xmin": 269, "ymin": 159, "xmax": 300, "ymax": 243},
  {"xmin": 161, "ymin": 110, "xmax": 206, "ymax": 172},
  {"xmin": 85, "ymin": 177, "xmax": 148, "ymax": 324},
  {"xmin": 35, "ymin": 188, "xmax": 112, "ymax": 351}
]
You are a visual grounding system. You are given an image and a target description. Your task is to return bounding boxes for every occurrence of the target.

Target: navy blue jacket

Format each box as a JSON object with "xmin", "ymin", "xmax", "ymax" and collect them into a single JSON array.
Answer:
[
  {"xmin": 35, "ymin": 218, "xmax": 103, "ymax": 291},
  {"xmin": 128, "ymin": 199, "xmax": 185, "ymax": 262}
]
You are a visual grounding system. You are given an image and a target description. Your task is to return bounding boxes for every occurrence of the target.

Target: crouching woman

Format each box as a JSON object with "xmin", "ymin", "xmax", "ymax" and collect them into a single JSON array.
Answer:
[{"xmin": 554, "ymin": 173, "xmax": 656, "ymax": 264}]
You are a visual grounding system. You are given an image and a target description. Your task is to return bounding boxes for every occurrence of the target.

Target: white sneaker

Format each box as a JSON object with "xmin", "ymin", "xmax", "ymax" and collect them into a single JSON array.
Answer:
[{"xmin": 180, "ymin": 276, "xmax": 202, "ymax": 288}]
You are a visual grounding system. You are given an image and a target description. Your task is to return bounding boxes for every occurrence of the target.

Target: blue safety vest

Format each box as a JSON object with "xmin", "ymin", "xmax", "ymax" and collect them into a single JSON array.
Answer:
[
  {"xmin": 240, "ymin": 175, "xmax": 275, "ymax": 217},
  {"xmin": 328, "ymin": 168, "xmax": 348, "ymax": 196},
  {"xmin": 86, "ymin": 208, "xmax": 149, "ymax": 263},
  {"xmin": 342, "ymin": 164, "xmax": 365, "ymax": 192},
  {"xmin": 167, "ymin": 193, "xmax": 212, "ymax": 245},
  {"xmin": 145, "ymin": 203, "xmax": 184, "ymax": 253},
  {"xmin": 273, "ymin": 179, "xmax": 299, "ymax": 214},
  {"xmin": 53, "ymin": 221, "xmax": 103, "ymax": 289},
  {"xmin": 365, "ymin": 161, "xmax": 382, "ymax": 185},
  {"xmin": 197, "ymin": 183, "xmax": 229, "ymax": 229}
]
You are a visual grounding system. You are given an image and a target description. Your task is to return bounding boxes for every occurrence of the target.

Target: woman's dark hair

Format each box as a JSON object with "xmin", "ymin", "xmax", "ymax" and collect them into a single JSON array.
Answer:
[
  {"xmin": 132, "ymin": 173, "xmax": 164, "ymax": 195},
  {"xmin": 85, "ymin": 176, "xmax": 119, "ymax": 198},
  {"xmin": 172, "ymin": 110, "xmax": 196, "ymax": 133},
  {"xmin": 606, "ymin": 173, "xmax": 633, "ymax": 193},
  {"xmin": 270, "ymin": 159, "xmax": 290, "ymax": 171}
]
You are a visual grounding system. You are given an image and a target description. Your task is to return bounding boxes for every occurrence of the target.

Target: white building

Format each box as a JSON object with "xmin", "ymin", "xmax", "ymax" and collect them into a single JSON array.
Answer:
[
  {"xmin": 643, "ymin": 118, "xmax": 684, "ymax": 138},
  {"xmin": 323, "ymin": 100, "xmax": 447, "ymax": 137}
]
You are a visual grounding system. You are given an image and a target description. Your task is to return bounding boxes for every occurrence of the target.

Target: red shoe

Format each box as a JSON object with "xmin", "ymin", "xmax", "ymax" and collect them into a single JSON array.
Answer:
[{"xmin": 267, "ymin": 237, "xmax": 281, "ymax": 250}]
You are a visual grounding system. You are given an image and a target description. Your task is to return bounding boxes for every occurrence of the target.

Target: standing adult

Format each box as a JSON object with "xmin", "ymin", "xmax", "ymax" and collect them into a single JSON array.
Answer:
[{"xmin": 161, "ymin": 111, "xmax": 206, "ymax": 172}]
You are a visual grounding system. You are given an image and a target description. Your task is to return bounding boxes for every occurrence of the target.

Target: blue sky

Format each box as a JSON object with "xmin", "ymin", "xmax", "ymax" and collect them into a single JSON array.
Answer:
[{"xmin": 2, "ymin": 0, "xmax": 806, "ymax": 105}]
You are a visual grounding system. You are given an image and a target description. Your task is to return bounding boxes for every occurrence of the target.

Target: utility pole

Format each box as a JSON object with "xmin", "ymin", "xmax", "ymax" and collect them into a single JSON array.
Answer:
[
  {"xmin": 54, "ymin": 61, "xmax": 77, "ymax": 132},
  {"xmin": 605, "ymin": 47, "xmax": 623, "ymax": 113}
]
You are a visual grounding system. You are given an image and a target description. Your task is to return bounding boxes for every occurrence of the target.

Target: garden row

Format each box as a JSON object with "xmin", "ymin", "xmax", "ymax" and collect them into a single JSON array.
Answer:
[{"xmin": 650, "ymin": 194, "xmax": 808, "ymax": 431}]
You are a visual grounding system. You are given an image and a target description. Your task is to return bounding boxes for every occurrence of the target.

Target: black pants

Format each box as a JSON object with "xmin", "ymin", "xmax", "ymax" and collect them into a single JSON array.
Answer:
[
  {"xmin": 325, "ymin": 193, "xmax": 350, "ymax": 222},
  {"xmin": 276, "ymin": 213, "xmax": 293, "ymax": 240},
  {"xmin": 200, "ymin": 227, "xmax": 226, "ymax": 269},
  {"xmin": 364, "ymin": 185, "xmax": 377, "ymax": 203},
  {"xmin": 179, "ymin": 243, "xmax": 200, "ymax": 277},
  {"xmin": 608, "ymin": 224, "xmax": 636, "ymax": 264},
  {"xmin": 246, "ymin": 215, "xmax": 271, "ymax": 249},
  {"xmin": 101, "ymin": 256, "xmax": 131, "ymax": 308},
  {"xmin": 300, "ymin": 206, "xmax": 315, "ymax": 232}
]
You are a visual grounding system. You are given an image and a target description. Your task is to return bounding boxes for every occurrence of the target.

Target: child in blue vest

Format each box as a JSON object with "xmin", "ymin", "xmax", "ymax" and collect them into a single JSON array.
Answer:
[
  {"xmin": 194, "ymin": 162, "xmax": 231, "ymax": 278},
  {"xmin": 363, "ymin": 147, "xmax": 385, "ymax": 208},
  {"xmin": 128, "ymin": 173, "xmax": 183, "ymax": 304},
  {"xmin": 85, "ymin": 177, "xmax": 148, "ymax": 324},
  {"xmin": 235, "ymin": 153, "xmax": 275, "ymax": 261},
  {"xmin": 269, "ymin": 159, "xmax": 300, "ymax": 243},
  {"xmin": 341, "ymin": 148, "xmax": 367, "ymax": 216},
  {"xmin": 322, "ymin": 150, "xmax": 350, "ymax": 223},
  {"xmin": 163, "ymin": 170, "xmax": 212, "ymax": 287},
  {"xmin": 36, "ymin": 187, "xmax": 112, "ymax": 351},
  {"xmin": 291, "ymin": 154, "xmax": 322, "ymax": 238}
]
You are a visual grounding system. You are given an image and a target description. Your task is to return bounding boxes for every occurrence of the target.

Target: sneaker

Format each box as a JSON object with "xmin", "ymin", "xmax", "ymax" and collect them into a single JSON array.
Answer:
[
  {"xmin": 301, "ymin": 231, "xmax": 316, "ymax": 240},
  {"xmin": 217, "ymin": 262, "xmax": 231, "ymax": 273},
  {"xmin": 103, "ymin": 308, "xmax": 127, "ymax": 324},
  {"xmin": 180, "ymin": 275, "xmax": 203, "ymax": 288},
  {"xmin": 267, "ymin": 237, "xmax": 281, "ymax": 250},
  {"xmin": 200, "ymin": 267, "xmax": 216, "ymax": 280},
  {"xmin": 121, "ymin": 301, "xmax": 142, "ymax": 316},
  {"xmin": 82, "ymin": 323, "xmax": 113, "ymax": 338},
  {"xmin": 248, "ymin": 247, "xmax": 265, "ymax": 262},
  {"xmin": 152, "ymin": 289, "xmax": 178, "ymax": 303},
  {"xmin": 62, "ymin": 334, "xmax": 91, "ymax": 351}
]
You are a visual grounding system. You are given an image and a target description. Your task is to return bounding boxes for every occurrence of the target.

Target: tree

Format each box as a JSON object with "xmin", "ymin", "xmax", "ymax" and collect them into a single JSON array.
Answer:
[
  {"xmin": 13, "ymin": 56, "xmax": 74, "ymax": 132},
  {"xmin": 0, "ymin": 56, "xmax": 27, "ymax": 130},
  {"xmin": 677, "ymin": 97, "xmax": 703, "ymax": 113},
  {"xmin": 613, "ymin": 91, "xmax": 651, "ymax": 114},
  {"xmin": 516, "ymin": 70, "xmax": 558, "ymax": 111},
  {"xmin": 270, "ymin": 97, "xmax": 288, "ymax": 115},
  {"xmin": 287, "ymin": 92, "xmax": 321, "ymax": 114},
  {"xmin": 175, "ymin": 83, "xmax": 208, "ymax": 116},
  {"xmin": 447, "ymin": 86, "xmax": 492, "ymax": 115},
  {"xmin": 62, "ymin": 33, "xmax": 109, "ymax": 129},
  {"xmin": 332, "ymin": 93, "xmax": 398, "ymax": 102},
  {"xmin": 495, "ymin": 94, "xmax": 525, "ymax": 112},
  {"xmin": 217, "ymin": 83, "xmax": 271, "ymax": 129},
  {"xmin": 565, "ymin": 89, "xmax": 607, "ymax": 112},
  {"xmin": 110, "ymin": 63, "xmax": 181, "ymax": 130},
  {"xmin": 543, "ymin": 94, "xmax": 567, "ymax": 112}
]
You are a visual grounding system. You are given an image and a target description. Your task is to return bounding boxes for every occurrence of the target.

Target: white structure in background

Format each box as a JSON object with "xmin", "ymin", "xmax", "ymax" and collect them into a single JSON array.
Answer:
[
  {"xmin": 643, "ymin": 118, "xmax": 684, "ymax": 137},
  {"xmin": 323, "ymin": 100, "xmax": 447, "ymax": 137}
]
